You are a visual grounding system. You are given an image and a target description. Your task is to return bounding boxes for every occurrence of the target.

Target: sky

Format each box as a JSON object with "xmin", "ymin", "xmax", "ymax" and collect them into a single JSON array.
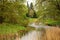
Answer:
[
  {"xmin": 25, "ymin": 0, "xmax": 36, "ymax": 6},
  {"xmin": 24, "ymin": 0, "xmax": 37, "ymax": 10}
]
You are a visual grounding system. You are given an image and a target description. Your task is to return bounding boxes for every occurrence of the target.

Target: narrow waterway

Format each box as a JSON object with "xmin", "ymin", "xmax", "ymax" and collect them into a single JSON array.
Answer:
[
  {"xmin": 20, "ymin": 23, "xmax": 50, "ymax": 40},
  {"xmin": 20, "ymin": 30, "xmax": 41, "ymax": 40}
]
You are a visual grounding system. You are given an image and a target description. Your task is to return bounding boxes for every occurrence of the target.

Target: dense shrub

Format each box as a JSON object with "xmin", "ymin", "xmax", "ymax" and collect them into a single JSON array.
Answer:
[{"xmin": 0, "ymin": 1, "xmax": 28, "ymax": 26}]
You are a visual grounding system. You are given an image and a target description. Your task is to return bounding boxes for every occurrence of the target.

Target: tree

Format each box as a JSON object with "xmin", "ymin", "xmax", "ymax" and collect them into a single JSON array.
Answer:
[
  {"xmin": 36, "ymin": 0, "xmax": 60, "ymax": 26},
  {"xmin": 0, "ymin": 0, "xmax": 28, "ymax": 26},
  {"xmin": 26, "ymin": 2, "xmax": 37, "ymax": 18}
]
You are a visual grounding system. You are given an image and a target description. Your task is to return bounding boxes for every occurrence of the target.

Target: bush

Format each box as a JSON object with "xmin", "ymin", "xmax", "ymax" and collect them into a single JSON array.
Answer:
[{"xmin": 0, "ymin": 1, "xmax": 28, "ymax": 26}]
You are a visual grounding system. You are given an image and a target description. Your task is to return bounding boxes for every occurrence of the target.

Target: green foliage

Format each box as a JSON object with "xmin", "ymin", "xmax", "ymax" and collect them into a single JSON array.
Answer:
[
  {"xmin": 36, "ymin": 0, "xmax": 60, "ymax": 26},
  {"xmin": 0, "ymin": 0, "xmax": 28, "ymax": 26}
]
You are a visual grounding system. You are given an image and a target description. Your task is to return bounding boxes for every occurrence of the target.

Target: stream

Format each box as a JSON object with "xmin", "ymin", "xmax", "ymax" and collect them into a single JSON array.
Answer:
[{"xmin": 20, "ymin": 23, "xmax": 50, "ymax": 40}]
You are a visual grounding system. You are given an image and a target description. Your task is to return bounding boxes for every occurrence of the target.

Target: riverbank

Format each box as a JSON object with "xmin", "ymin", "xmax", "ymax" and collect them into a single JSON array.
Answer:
[
  {"xmin": 20, "ymin": 27, "xmax": 60, "ymax": 40},
  {"xmin": 0, "ymin": 23, "xmax": 35, "ymax": 40}
]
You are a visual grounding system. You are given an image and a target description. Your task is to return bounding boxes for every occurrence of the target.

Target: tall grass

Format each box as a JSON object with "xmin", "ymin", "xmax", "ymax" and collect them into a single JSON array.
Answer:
[{"xmin": 41, "ymin": 27, "xmax": 60, "ymax": 40}]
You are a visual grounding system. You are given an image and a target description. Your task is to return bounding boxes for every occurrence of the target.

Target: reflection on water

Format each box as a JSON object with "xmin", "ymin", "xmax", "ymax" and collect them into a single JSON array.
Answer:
[
  {"xmin": 20, "ymin": 31, "xmax": 41, "ymax": 40},
  {"xmin": 28, "ymin": 23, "xmax": 50, "ymax": 29},
  {"xmin": 20, "ymin": 23, "xmax": 50, "ymax": 40}
]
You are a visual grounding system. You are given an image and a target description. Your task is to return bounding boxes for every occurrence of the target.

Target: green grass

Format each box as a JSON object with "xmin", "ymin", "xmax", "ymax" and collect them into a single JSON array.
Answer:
[
  {"xmin": 28, "ymin": 18, "xmax": 37, "ymax": 23},
  {"xmin": 0, "ymin": 23, "xmax": 35, "ymax": 35},
  {"xmin": 0, "ymin": 23, "xmax": 26, "ymax": 34},
  {"xmin": 0, "ymin": 18, "xmax": 36, "ymax": 35},
  {"xmin": 44, "ymin": 19, "xmax": 60, "ymax": 26}
]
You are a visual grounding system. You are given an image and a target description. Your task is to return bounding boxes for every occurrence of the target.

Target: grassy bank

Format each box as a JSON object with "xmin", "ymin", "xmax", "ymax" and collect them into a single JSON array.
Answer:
[
  {"xmin": 0, "ymin": 23, "xmax": 26, "ymax": 34},
  {"xmin": 0, "ymin": 23, "xmax": 35, "ymax": 35}
]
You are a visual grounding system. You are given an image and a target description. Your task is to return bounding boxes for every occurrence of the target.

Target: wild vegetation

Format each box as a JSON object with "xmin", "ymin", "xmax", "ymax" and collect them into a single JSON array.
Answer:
[
  {"xmin": 36, "ymin": 0, "xmax": 60, "ymax": 26},
  {"xmin": 0, "ymin": 0, "xmax": 60, "ymax": 40},
  {"xmin": 41, "ymin": 27, "xmax": 60, "ymax": 40}
]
